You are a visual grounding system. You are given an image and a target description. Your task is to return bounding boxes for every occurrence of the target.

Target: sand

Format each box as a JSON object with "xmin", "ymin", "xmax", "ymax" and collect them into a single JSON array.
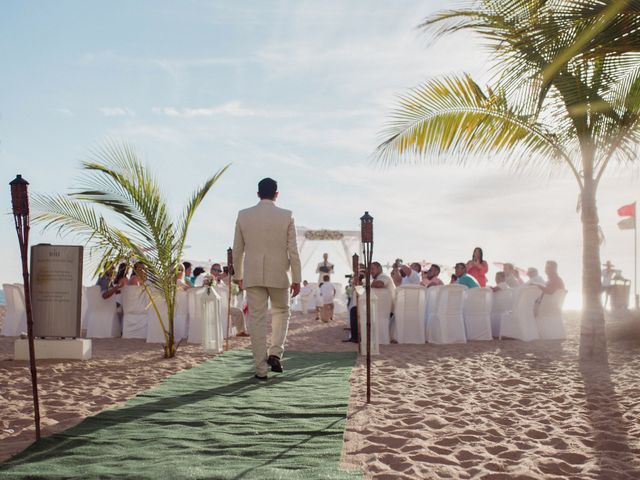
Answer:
[{"xmin": 2, "ymin": 306, "xmax": 640, "ymax": 479}]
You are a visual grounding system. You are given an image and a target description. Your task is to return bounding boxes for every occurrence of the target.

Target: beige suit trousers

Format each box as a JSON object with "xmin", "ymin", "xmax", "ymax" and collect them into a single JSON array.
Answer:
[{"xmin": 246, "ymin": 286, "xmax": 290, "ymax": 376}]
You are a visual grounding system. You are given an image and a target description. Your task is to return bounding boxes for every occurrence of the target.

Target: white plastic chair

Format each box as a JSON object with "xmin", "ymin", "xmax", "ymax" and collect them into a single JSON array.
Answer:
[
  {"xmin": 536, "ymin": 289, "xmax": 567, "ymax": 340},
  {"xmin": 356, "ymin": 286, "xmax": 379, "ymax": 355},
  {"xmin": 427, "ymin": 284, "xmax": 467, "ymax": 344},
  {"xmin": 500, "ymin": 286, "xmax": 541, "ymax": 341},
  {"xmin": 490, "ymin": 289, "xmax": 513, "ymax": 337},
  {"xmin": 463, "ymin": 287, "xmax": 493, "ymax": 341},
  {"xmin": 1, "ymin": 283, "xmax": 27, "ymax": 336},
  {"xmin": 121, "ymin": 286, "xmax": 149, "ymax": 339},
  {"xmin": 394, "ymin": 285, "xmax": 428, "ymax": 344},
  {"xmin": 85, "ymin": 285, "xmax": 120, "ymax": 338},
  {"xmin": 372, "ymin": 288, "xmax": 393, "ymax": 344}
]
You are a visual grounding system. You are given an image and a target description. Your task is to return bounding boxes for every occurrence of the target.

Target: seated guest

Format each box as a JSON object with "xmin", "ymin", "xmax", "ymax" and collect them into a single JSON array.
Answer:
[
  {"xmin": 128, "ymin": 261, "xmax": 147, "ymax": 286},
  {"xmin": 491, "ymin": 271, "xmax": 510, "ymax": 292},
  {"xmin": 400, "ymin": 264, "xmax": 421, "ymax": 285},
  {"xmin": 450, "ymin": 274, "xmax": 458, "ymax": 284},
  {"xmin": 525, "ymin": 267, "xmax": 545, "ymax": 286},
  {"xmin": 422, "ymin": 264, "xmax": 444, "ymax": 288},
  {"xmin": 539, "ymin": 260, "xmax": 565, "ymax": 295},
  {"xmin": 454, "ymin": 263, "xmax": 479, "ymax": 289},
  {"xmin": 503, "ymin": 263, "xmax": 522, "ymax": 288}
]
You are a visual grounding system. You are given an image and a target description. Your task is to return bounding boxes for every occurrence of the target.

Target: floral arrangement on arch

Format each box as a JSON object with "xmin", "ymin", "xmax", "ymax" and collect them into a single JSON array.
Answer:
[{"xmin": 304, "ymin": 229, "xmax": 344, "ymax": 241}]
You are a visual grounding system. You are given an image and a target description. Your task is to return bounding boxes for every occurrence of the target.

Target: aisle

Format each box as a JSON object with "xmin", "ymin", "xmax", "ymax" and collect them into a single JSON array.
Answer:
[{"xmin": 0, "ymin": 349, "xmax": 361, "ymax": 479}]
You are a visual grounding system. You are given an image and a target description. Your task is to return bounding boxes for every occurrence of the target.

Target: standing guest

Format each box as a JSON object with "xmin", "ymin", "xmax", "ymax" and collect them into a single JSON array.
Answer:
[
  {"xmin": 299, "ymin": 280, "xmax": 314, "ymax": 314},
  {"xmin": 602, "ymin": 260, "xmax": 616, "ymax": 308},
  {"xmin": 176, "ymin": 264, "xmax": 191, "ymax": 290},
  {"xmin": 390, "ymin": 258, "xmax": 403, "ymax": 287},
  {"xmin": 344, "ymin": 271, "xmax": 365, "ymax": 343},
  {"xmin": 319, "ymin": 275, "xmax": 336, "ymax": 322},
  {"xmin": 128, "ymin": 261, "xmax": 146, "ymax": 286},
  {"xmin": 539, "ymin": 260, "xmax": 565, "ymax": 295},
  {"xmin": 455, "ymin": 263, "xmax": 479, "ymax": 289},
  {"xmin": 422, "ymin": 264, "xmax": 444, "ymax": 288},
  {"xmin": 314, "ymin": 285, "xmax": 323, "ymax": 321},
  {"xmin": 525, "ymin": 267, "xmax": 545, "ymax": 286},
  {"xmin": 232, "ymin": 177, "xmax": 301, "ymax": 380},
  {"xmin": 183, "ymin": 262, "xmax": 194, "ymax": 286},
  {"xmin": 192, "ymin": 266, "xmax": 206, "ymax": 287},
  {"xmin": 491, "ymin": 271, "xmax": 510, "ymax": 292},
  {"xmin": 503, "ymin": 263, "xmax": 521, "ymax": 288},
  {"xmin": 400, "ymin": 264, "xmax": 421, "ymax": 285},
  {"xmin": 316, "ymin": 253, "xmax": 334, "ymax": 283},
  {"xmin": 371, "ymin": 261, "xmax": 397, "ymax": 342},
  {"xmin": 210, "ymin": 263, "xmax": 224, "ymax": 286},
  {"xmin": 466, "ymin": 247, "xmax": 489, "ymax": 287},
  {"xmin": 97, "ymin": 263, "xmax": 128, "ymax": 334}
]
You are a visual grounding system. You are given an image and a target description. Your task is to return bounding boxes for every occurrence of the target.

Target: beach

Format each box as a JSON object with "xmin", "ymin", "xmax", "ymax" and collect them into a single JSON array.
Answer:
[{"xmin": 2, "ymin": 307, "xmax": 640, "ymax": 479}]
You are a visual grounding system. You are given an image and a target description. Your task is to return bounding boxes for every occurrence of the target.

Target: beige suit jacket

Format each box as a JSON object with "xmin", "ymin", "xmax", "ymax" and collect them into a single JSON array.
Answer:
[{"xmin": 232, "ymin": 199, "xmax": 302, "ymax": 289}]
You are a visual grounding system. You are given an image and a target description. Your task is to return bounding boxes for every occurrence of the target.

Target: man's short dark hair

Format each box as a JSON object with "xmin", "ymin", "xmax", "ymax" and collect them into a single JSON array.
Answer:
[
  {"xmin": 455, "ymin": 262, "xmax": 466, "ymax": 271},
  {"xmin": 258, "ymin": 178, "xmax": 278, "ymax": 199},
  {"xmin": 431, "ymin": 264, "xmax": 441, "ymax": 274}
]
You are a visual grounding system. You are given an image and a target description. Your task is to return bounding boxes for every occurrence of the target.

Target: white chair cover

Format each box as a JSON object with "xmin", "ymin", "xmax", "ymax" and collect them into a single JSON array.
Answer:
[
  {"xmin": 122, "ymin": 286, "xmax": 149, "ymax": 339},
  {"xmin": 85, "ymin": 285, "xmax": 120, "ymax": 338},
  {"xmin": 202, "ymin": 288, "xmax": 224, "ymax": 353},
  {"xmin": 174, "ymin": 289, "xmax": 189, "ymax": 340},
  {"xmin": 536, "ymin": 289, "xmax": 567, "ymax": 339},
  {"xmin": 424, "ymin": 285, "xmax": 442, "ymax": 331},
  {"xmin": 1, "ymin": 283, "xmax": 27, "ymax": 336},
  {"xmin": 146, "ymin": 294, "xmax": 168, "ymax": 344},
  {"xmin": 187, "ymin": 287, "xmax": 224, "ymax": 346},
  {"xmin": 372, "ymin": 288, "xmax": 393, "ymax": 344},
  {"xmin": 427, "ymin": 284, "xmax": 467, "ymax": 344},
  {"xmin": 356, "ymin": 286, "xmax": 379, "ymax": 355},
  {"xmin": 214, "ymin": 285, "xmax": 234, "ymax": 338},
  {"xmin": 394, "ymin": 285, "xmax": 428, "ymax": 344},
  {"xmin": 463, "ymin": 287, "xmax": 493, "ymax": 340},
  {"xmin": 490, "ymin": 289, "xmax": 513, "ymax": 337},
  {"xmin": 500, "ymin": 286, "xmax": 541, "ymax": 341}
]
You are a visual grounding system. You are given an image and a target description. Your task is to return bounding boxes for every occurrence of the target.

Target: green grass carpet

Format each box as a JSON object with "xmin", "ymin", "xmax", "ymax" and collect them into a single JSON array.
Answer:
[{"xmin": 0, "ymin": 350, "xmax": 361, "ymax": 479}]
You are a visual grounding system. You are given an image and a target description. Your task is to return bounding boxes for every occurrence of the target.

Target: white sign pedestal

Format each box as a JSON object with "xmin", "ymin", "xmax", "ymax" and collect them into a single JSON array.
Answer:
[{"xmin": 14, "ymin": 338, "xmax": 92, "ymax": 361}]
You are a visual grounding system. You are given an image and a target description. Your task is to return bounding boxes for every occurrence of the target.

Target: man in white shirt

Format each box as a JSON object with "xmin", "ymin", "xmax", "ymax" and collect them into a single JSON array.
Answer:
[
  {"xmin": 525, "ymin": 267, "xmax": 546, "ymax": 286},
  {"xmin": 319, "ymin": 275, "xmax": 336, "ymax": 322},
  {"xmin": 400, "ymin": 264, "xmax": 421, "ymax": 285},
  {"xmin": 316, "ymin": 253, "xmax": 334, "ymax": 283},
  {"xmin": 371, "ymin": 261, "xmax": 397, "ymax": 342}
]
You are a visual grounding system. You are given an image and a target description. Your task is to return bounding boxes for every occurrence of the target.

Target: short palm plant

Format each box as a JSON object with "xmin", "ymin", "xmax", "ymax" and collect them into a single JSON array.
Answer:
[
  {"xmin": 33, "ymin": 141, "xmax": 229, "ymax": 358},
  {"xmin": 376, "ymin": 0, "xmax": 640, "ymax": 360}
]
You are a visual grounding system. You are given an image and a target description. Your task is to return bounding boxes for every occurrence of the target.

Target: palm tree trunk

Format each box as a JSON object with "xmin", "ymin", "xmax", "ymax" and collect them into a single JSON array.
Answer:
[{"xmin": 579, "ymin": 174, "xmax": 607, "ymax": 360}]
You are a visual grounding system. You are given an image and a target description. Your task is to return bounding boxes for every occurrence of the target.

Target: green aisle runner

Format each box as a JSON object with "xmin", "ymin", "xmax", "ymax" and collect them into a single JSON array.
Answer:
[{"xmin": 0, "ymin": 350, "xmax": 361, "ymax": 479}]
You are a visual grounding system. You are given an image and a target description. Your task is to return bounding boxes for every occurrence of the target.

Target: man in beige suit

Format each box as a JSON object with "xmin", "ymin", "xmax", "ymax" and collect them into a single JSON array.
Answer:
[{"xmin": 232, "ymin": 178, "xmax": 301, "ymax": 380}]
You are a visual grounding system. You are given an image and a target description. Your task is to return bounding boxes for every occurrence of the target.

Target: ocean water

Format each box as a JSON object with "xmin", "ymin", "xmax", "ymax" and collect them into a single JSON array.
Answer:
[{"xmin": 0, "ymin": 289, "xmax": 4, "ymax": 305}]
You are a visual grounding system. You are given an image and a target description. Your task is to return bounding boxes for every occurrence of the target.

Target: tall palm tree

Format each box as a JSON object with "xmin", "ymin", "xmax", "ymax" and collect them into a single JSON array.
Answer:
[
  {"xmin": 376, "ymin": 0, "xmax": 640, "ymax": 360},
  {"xmin": 33, "ymin": 141, "xmax": 229, "ymax": 358}
]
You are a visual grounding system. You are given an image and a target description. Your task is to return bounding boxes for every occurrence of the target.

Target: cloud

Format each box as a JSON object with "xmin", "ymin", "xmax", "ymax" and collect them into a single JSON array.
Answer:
[
  {"xmin": 151, "ymin": 101, "xmax": 297, "ymax": 119},
  {"xmin": 56, "ymin": 108, "xmax": 74, "ymax": 117},
  {"xmin": 99, "ymin": 107, "xmax": 135, "ymax": 117}
]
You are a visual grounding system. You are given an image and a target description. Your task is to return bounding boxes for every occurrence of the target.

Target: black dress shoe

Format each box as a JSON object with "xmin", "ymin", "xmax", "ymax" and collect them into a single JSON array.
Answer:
[
  {"xmin": 254, "ymin": 374, "xmax": 268, "ymax": 381},
  {"xmin": 267, "ymin": 355, "xmax": 283, "ymax": 373}
]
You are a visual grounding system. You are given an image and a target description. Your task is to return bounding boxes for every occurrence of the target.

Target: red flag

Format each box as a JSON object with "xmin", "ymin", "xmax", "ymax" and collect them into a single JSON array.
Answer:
[{"xmin": 617, "ymin": 202, "xmax": 636, "ymax": 217}]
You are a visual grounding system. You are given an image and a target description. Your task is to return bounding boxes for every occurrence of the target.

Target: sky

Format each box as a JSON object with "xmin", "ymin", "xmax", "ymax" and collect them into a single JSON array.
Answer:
[{"xmin": 1, "ymin": 0, "xmax": 639, "ymax": 309}]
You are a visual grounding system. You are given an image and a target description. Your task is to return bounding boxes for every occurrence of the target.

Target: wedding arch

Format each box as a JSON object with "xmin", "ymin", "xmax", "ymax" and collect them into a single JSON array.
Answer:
[{"xmin": 296, "ymin": 227, "xmax": 361, "ymax": 277}]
